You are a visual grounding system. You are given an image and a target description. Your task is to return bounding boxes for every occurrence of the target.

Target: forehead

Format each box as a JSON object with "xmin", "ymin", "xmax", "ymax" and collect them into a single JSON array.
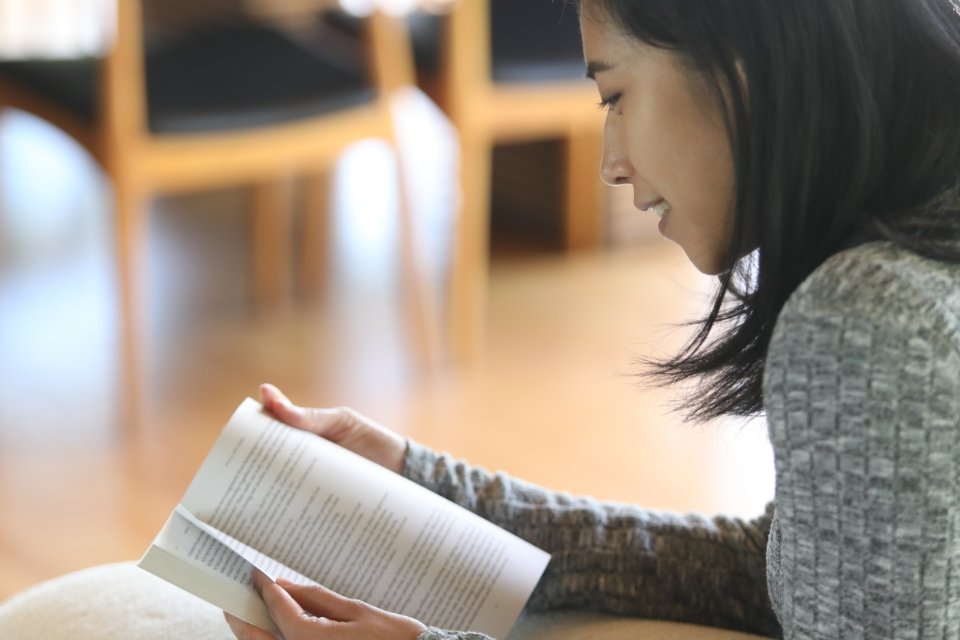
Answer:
[
  {"xmin": 579, "ymin": 5, "xmax": 657, "ymax": 72},
  {"xmin": 581, "ymin": 8, "xmax": 676, "ymax": 84}
]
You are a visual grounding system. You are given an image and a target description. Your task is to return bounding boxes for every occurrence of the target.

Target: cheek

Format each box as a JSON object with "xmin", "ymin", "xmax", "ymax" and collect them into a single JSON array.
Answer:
[
  {"xmin": 694, "ymin": 144, "xmax": 736, "ymax": 238},
  {"xmin": 664, "ymin": 114, "xmax": 735, "ymax": 219},
  {"xmin": 621, "ymin": 99, "xmax": 699, "ymax": 192},
  {"xmin": 677, "ymin": 153, "xmax": 737, "ymax": 273}
]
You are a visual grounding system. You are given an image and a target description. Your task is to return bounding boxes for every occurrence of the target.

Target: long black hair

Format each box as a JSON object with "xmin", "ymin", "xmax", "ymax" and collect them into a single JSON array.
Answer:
[{"xmin": 577, "ymin": 0, "xmax": 960, "ymax": 421}]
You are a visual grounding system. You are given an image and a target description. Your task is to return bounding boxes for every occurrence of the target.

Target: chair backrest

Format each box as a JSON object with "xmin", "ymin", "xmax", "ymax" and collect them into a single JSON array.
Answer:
[
  {"xmin": 141, "ymin": 0, "xmax": 246, "ymax": 45},
  {"xmin": 488, "ymin": 0, "xmax": 584, "ymax": 83},
  {"xmin": 100, "ymin": 0, "xmax": 414, "ymax": 142},
  {"xmin": 439, "ymin": 0, "xmax": 588, "ymax": 119}
]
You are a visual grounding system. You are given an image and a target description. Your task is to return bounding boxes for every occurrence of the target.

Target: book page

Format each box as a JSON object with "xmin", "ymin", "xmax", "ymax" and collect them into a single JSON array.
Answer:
[
  {"xmin": 139, "ymin": 508, "xmax": 280, "ymax": 634},
  {"xmin": 172, "ymin": 398, "xmax": 550, "ymax": 638},
  {"xmin": 173, "ymin": 504, "xmax": 318, "ymax": 585}
]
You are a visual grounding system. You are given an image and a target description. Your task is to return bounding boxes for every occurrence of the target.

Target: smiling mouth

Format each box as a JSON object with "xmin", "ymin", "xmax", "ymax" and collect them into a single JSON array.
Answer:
[{"xmin": 640, "ymin": 199, "xmax": 671, "ymax": 219}]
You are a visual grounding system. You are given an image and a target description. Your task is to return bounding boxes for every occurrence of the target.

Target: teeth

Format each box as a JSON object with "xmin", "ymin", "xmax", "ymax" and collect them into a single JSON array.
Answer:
[{"xmin": 643, "ymin": 201, "xmax": 671, "ymax": 219}]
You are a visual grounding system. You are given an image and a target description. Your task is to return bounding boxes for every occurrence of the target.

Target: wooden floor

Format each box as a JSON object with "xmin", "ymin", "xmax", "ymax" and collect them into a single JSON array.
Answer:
[{"xmin": 0, "ymin": 110, "xmax": 774, "ymax": 602}]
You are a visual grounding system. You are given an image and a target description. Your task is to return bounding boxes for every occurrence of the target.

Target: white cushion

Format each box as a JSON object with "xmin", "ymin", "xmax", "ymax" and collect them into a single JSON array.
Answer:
[
  {"xmin": 0, "ymin": 562, "xmax": 765, "ymax": 640},
  {"xmin": 0, "ymin": 563, "xmax": 232, "ymax": 640}
]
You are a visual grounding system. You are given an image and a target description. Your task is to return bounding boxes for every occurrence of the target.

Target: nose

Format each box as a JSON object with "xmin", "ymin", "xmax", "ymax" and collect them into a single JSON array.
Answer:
[{"xmin": 599, "ymin": 112, "xmax": 633, "ymax": 186}]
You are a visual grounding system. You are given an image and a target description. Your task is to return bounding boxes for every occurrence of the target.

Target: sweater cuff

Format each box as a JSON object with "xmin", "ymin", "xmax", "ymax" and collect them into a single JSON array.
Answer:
[{"xmin": 401, "ymin": 438, "xmax": 443, "ymax": 490}]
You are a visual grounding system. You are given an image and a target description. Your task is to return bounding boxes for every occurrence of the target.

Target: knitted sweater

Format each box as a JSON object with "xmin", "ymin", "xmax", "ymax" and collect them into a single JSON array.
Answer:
[{"xmin": 403, "ymin": 242, "xmax": 960, "ymax": 639}]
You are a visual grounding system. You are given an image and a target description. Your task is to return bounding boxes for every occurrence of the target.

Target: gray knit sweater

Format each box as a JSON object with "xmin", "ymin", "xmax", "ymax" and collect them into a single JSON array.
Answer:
[{"xmin": 403, "ymin": 241, "xmax": 960, "ymax": 639}]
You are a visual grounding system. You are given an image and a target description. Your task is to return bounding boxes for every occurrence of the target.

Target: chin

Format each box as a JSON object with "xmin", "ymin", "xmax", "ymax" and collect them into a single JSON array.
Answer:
[{"xmin": 684, "ymin": 249, "xmax": 726, "ymax": 276}]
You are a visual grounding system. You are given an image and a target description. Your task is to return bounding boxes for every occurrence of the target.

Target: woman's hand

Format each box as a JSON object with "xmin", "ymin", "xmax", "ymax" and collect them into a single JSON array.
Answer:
[
  {"xmin": 258, "ymin": 383, "xmax": 407, "ymax": 474},
  {"xmin": 224, "ymin": 570, "xmax": 426, "ymax": 640}
]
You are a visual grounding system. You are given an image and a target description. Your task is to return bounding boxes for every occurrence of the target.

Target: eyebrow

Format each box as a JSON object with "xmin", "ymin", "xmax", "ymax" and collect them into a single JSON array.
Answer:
[{"xmin": 585, "ymin": 61, "xmax": 616, "ymax": 80}]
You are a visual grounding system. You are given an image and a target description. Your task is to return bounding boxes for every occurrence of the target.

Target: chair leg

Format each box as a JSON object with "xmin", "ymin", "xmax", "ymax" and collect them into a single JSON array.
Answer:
[
  {"xmin": 298, "ymin": 171, "xmax": 333, "ymax": 300},
  {"xmin": 251, "ymin": 178, "xmax": 293, "ymax": 307},
  {"xmin": 0, "ymin": 112, "xmax": 6, "ymax": 265},
  {"xmin": 564, "ymin": 127, "xmax": 605, "ymax": 250},
  {"xmin": 448, "ymin": 132, "xmax": 493, "ymax": 363},
  {"xmin": 392, "ymin": 142, "xmax": 444, "ymax": 369},
  {"xmin": 112, "ymin": 175, "xmax": 146, "ymax": 431}
]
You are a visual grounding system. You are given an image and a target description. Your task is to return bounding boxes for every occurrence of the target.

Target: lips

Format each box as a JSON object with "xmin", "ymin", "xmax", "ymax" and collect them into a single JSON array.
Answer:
[
  {"xmin": 638, "ymin": 198, "xmax": 670, "ymax": 219},
  {"xmin": 637, "ymin": 198, "xmax": 664, "ymax": 211}
]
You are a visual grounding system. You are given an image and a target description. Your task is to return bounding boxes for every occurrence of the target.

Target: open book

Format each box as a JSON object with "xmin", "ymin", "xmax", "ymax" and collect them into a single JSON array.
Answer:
[{"xmin": 139, "ymin": 398, "xmax": 551, "ymax": 638}]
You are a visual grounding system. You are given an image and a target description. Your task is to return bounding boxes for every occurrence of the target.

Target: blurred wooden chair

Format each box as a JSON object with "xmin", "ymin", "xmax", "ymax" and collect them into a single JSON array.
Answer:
[
  {"xmin": 432, "ymin": 0, "xmax": 605, "ymax": 361},
  {"xmin": 0, "ymin": 0, "xmax": 438, "ymax": 423}
]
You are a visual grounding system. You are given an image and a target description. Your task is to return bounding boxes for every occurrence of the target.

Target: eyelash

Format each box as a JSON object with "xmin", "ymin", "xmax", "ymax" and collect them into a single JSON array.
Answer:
[{"xmin": 597, "ymin": 94, "xmax": 622, "ymax": 111}]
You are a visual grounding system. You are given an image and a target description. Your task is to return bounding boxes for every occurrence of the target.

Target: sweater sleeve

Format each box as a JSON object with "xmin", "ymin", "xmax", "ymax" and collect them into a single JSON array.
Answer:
[
  {"xmin": 404, "ymin": 442, "xmax": 781, "ymax": 639},
  {"xmin": 763, "ymin": 268, "xmax": 960, "ymax": 638}
]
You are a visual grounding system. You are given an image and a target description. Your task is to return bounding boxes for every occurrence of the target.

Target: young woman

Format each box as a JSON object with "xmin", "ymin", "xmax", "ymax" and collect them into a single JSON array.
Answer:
[{"xmin": 226, "ymin": 0, "xmax": 960, "ymax": 638}]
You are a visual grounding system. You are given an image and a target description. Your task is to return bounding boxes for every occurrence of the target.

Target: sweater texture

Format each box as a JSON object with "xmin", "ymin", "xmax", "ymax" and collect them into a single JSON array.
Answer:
[{"xmin": 405, "ymin": 242, "xmax": 960, "ymax": 639}]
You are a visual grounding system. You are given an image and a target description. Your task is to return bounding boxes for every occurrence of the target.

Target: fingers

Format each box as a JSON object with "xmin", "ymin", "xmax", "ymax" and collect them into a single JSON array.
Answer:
[
  {"xmin": 249, "ymin": 570, "xmax": 428, "ymax": 640},
  {"xmin": 253, "ymin": 569, "xmax": 306, "ymax": 620},
  {"xmin": 276, "ymin": 579, "xmax": 428, "ymax": 640},
  {"xmin": 253, "ymin": 570, "xmax": 333, "ymax": 640},
  {"xmin": 258, "ymin": 384, "xmax": 405, "ymax": 474},
  {"xmin": 276, "ymin": 577, "xmax": 364, "ymax": 621},
  {"xmin": 223, "ymin": 612, "xmax": 278, "ymax": 640}
]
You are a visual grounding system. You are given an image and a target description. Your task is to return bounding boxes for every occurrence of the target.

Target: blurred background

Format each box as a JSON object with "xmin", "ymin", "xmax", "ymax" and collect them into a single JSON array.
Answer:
[{"xmin": 0, "ymin": 0, "xmax": 774, "ymax": 601}]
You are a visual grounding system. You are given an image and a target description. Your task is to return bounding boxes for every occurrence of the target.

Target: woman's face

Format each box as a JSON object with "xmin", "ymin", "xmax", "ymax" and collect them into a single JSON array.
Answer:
[{"xmin": 581, "ymin": 6, "xmax": 737, "ymax": 275}]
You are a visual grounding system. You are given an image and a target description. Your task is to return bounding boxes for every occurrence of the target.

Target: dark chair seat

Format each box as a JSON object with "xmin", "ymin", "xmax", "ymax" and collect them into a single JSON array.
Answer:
[{"xmin": 0, "ymin": 22, "xmax": 375, "ymax": 134}]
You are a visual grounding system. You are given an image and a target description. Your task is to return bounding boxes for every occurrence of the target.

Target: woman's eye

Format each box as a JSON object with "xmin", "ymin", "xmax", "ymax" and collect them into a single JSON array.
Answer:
[{"xmin": 597, "ymin": 93, "xmax": 622, "ymax": 111}]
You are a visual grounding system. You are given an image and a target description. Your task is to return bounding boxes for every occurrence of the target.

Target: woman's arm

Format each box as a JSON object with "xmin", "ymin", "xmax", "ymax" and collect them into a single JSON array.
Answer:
[
  {"xmin": 403, "ymin": 443, "xmax": 781, "ymax": 638},
  {"xmin": 763, "ymin": 257, "xmax": 960, "ymax": 638},
  {"xmin": 255, "ymin": 387, "xmax": 781, "ymax": 638}
]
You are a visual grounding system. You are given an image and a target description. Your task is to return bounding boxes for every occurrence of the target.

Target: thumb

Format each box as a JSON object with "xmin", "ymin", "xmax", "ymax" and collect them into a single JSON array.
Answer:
[
  {"xmin": 259, "ymin": 384, "xmax": 353, "ymax": 442},
  {"xmin": 259, "ymin": 384, "xmax": 313, "ymax": 430}
]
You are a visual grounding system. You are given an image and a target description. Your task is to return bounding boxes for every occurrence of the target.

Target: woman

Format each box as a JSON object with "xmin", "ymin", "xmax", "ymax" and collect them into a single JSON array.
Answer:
[{"xmin": 226, "ymin": 0, "xmax": 960, "ymax": 638}]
